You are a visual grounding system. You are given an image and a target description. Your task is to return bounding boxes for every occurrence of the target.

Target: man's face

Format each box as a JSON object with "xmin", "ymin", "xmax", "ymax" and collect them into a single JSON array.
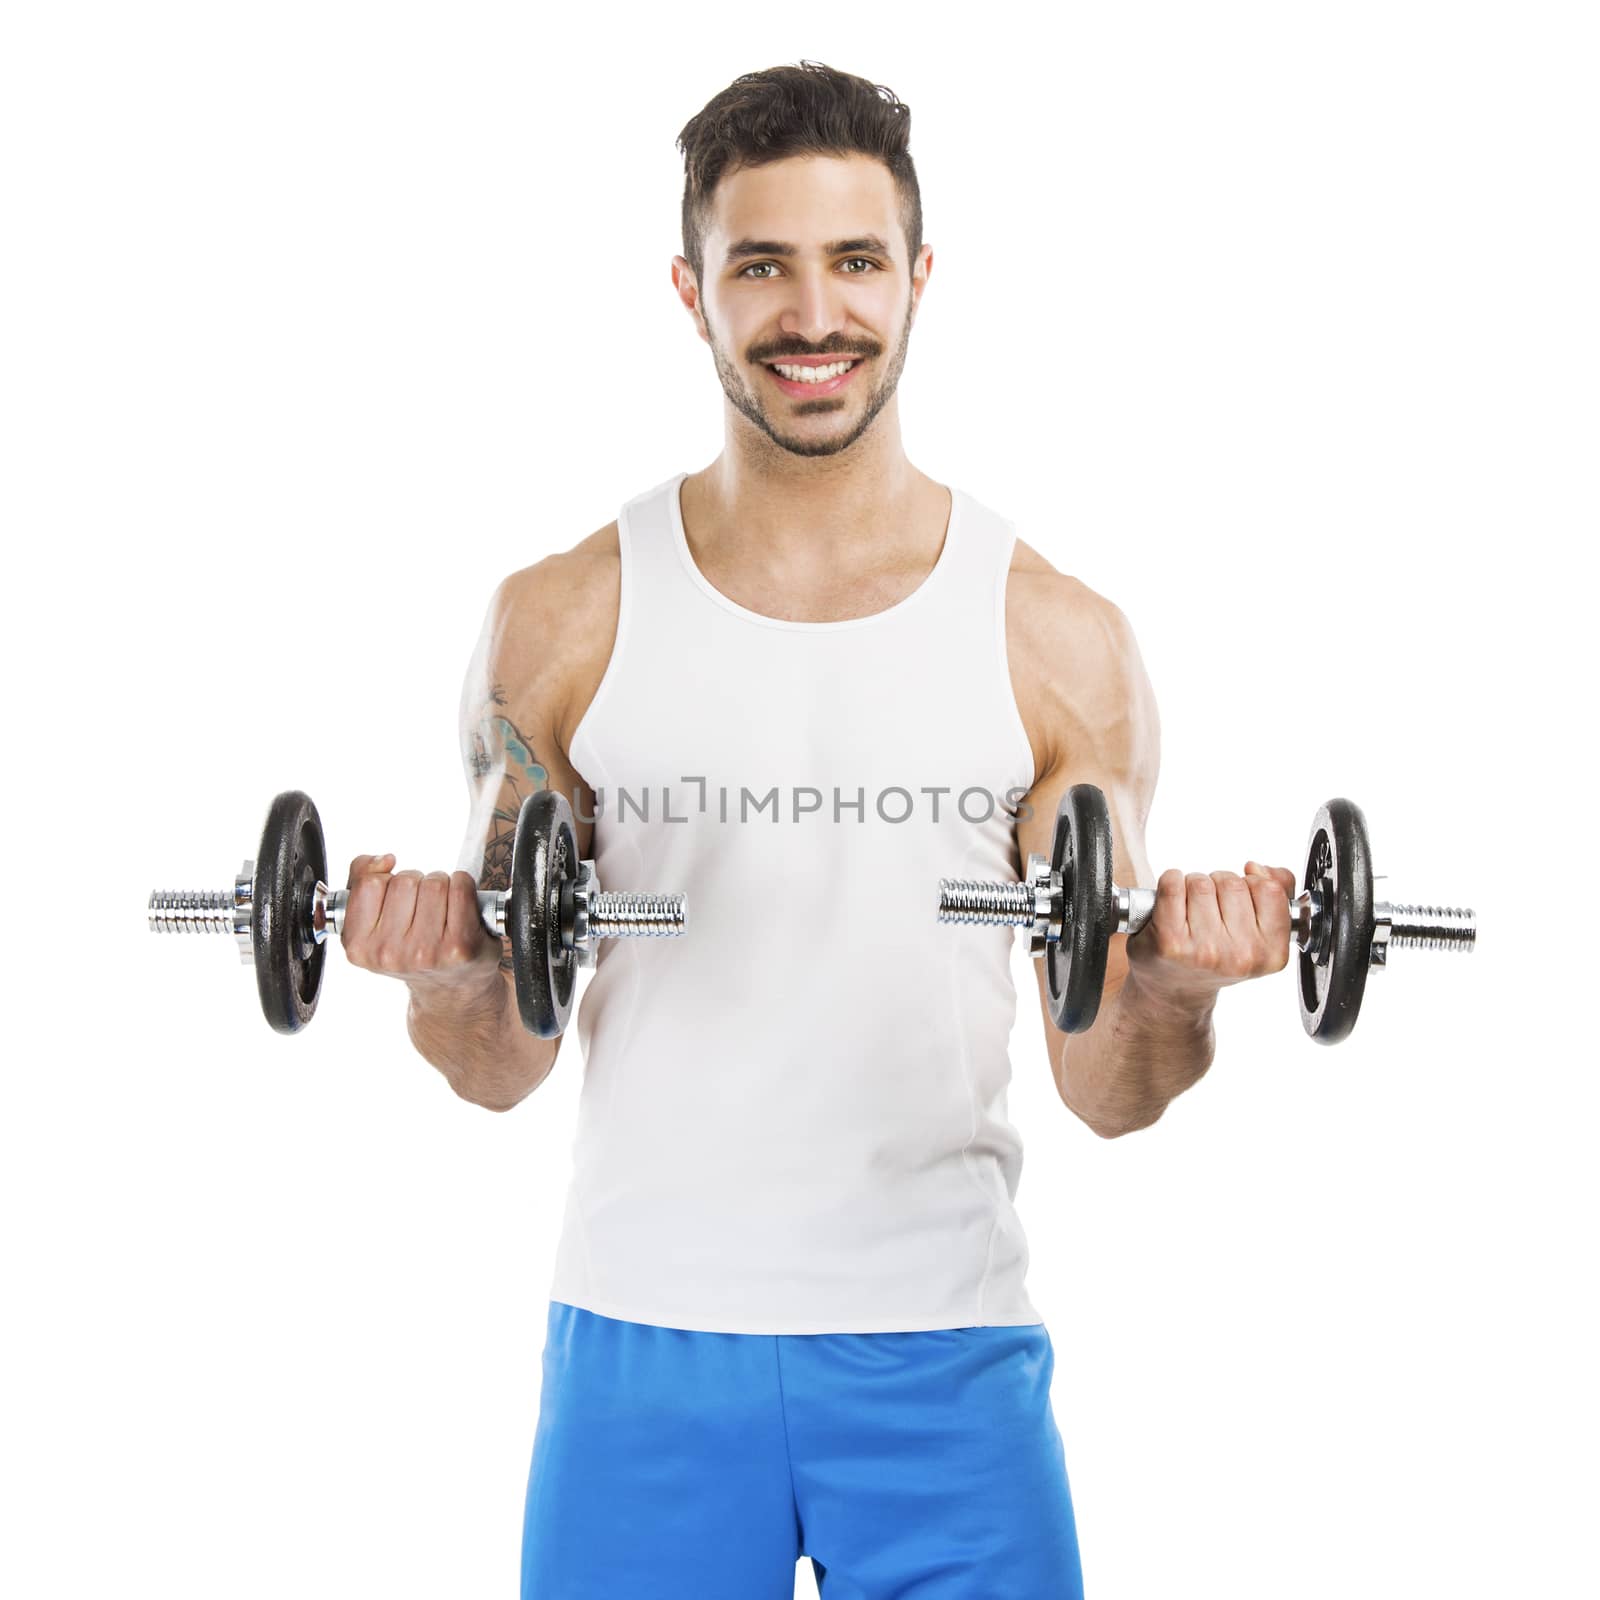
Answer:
[{"xmin": 675, "ymin": 153, "xmax": 929, "ymax": 459}]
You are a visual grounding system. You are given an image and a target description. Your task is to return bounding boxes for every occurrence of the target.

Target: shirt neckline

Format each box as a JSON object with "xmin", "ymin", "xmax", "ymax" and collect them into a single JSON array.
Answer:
[{"xmin": 666, "ymin": 470, "xmax": 961, "ymax": 632}]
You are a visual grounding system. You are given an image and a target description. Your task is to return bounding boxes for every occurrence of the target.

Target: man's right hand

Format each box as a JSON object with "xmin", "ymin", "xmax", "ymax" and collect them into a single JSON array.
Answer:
[{"xmin": 340, "ymin": 854, "xmax": 505, "ymax": 992}]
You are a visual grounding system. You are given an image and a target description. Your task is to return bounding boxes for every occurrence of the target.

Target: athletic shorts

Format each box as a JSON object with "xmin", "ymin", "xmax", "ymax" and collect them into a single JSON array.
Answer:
[{"xmin": 521, "ymin": 1299, "xmax": 1085, "ymax": 1598}]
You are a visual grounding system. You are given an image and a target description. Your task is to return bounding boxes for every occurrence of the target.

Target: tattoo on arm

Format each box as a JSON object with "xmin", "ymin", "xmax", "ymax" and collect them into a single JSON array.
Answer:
[{"xmin": 468, "ymin": 685, "xmax": 550, "ymax": 972}]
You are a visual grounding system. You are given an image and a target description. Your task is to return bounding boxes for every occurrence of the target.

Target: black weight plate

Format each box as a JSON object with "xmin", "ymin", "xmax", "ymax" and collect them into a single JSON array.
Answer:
[
  {"xmin": 1297, "ymin": 797, "xmax": 1375, "ymax": 1044},
  {"xmin": 1046, "ymin": 784, "xmax": 1116, "ymax": 1033},
  {"xmin": 252, "ymin": 789, "xmax": 329, "ymax": 1035},
  {"xmin": 510, "ymin": 790, "xmax": 578, "ymax": 1038}
]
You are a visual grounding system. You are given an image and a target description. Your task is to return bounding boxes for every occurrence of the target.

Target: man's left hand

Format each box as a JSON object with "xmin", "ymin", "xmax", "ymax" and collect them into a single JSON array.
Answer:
[{"xmin": 1123, "ymin": 860, "xmax": 1299, "ymax": 1010}]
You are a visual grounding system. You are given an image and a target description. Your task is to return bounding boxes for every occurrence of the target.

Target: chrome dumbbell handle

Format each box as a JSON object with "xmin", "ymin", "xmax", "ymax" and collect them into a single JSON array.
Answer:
[
  {"xmin": 1116, "ymin": 881, "xmax": 1322, "ymax": 952},
  {"xmin": 316, "ymin": 884, "xmax": 508, "ymax": 942}
]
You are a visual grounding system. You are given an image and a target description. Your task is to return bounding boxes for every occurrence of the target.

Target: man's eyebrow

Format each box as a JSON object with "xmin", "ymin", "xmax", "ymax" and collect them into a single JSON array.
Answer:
[{"xmin": 723, "ymin": 234, "xmax": 894, "ymax": 262}]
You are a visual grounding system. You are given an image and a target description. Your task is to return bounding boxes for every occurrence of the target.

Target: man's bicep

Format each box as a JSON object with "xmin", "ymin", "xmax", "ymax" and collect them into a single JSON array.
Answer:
[
  {"xmin": 1015, "ymin": 593, "xmax": 1161, "ymax": 1047},
  {"xmin": 457, "ymin": 683, "xmax": 559, "ymax": 887},
  {"xmin": 454, "ymin": 577, "xmax": 590, "ymax": 973}
]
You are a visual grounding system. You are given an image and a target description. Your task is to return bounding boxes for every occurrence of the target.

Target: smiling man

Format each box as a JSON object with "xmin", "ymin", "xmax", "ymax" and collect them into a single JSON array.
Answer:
[{"xmin": 378, "ymin": 58, "xmax": 1301, "ymax": 1600}]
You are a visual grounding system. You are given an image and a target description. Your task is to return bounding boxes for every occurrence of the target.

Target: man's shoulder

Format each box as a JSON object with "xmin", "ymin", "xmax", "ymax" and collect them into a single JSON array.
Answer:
[
  {"xmin": 1006, "ymin": 536, "xmax": 1132, "ymax": 649},
  {"xmin": 1004, "ymin": 537, "xmax": 1149, "ymax": 782},
  {"xmin": 486, "ymin": 521, "xmax": 621, "ymax": 759},
  {"xmin": 496, "ymin": 519, "xmax": 619, "ymax": 627}
]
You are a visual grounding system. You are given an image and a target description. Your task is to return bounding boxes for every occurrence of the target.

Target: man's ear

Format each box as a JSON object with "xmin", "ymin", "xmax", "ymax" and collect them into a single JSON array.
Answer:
[
  {"xmin": 671, "ymin": 254, "xmax": 709, "ymax": 344},
  {"xmin": 910, "ymin": 243, "xmax": 934, "ymax": 318}
]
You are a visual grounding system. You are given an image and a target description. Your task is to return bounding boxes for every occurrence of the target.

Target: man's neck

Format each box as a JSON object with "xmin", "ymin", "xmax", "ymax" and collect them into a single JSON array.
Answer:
[{"xmin": 686, "ymin": 410, "xmax": 938, "ymax": 575}]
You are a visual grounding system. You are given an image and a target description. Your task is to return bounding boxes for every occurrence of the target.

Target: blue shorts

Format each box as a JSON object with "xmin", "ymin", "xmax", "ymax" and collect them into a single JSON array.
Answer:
[{"xmin": 521, "ymin": 1300, "xmax": 1084, "ymax": 1598}]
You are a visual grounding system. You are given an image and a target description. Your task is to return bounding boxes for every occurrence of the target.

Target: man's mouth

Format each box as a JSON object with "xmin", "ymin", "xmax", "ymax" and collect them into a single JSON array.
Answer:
[{"xmin": 762, "ymin": 357, "xmax": 865, "ymax": 398}]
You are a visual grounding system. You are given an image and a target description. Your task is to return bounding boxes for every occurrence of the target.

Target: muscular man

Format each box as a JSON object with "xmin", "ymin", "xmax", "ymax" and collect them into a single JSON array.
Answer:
[{"xmin": 342, "ymin": 60, "xmax": 1297, "ymax": 1600}]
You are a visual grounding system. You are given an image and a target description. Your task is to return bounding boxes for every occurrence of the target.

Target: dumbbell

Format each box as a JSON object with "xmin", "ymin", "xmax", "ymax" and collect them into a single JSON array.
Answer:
[
  {"xmin": 937, "ymin": 786, "xmax": 1475, "ymax": 1042},
  {"xmin": 148, "ymin": 788, "xmax": 687, "ymax": 1037}
]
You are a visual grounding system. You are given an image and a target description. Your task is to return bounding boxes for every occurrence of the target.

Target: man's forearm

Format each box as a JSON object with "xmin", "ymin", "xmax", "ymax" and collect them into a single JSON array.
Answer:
[
  {"xmin": 406, "ymin": 974, "xmax": 557, "ymax": 1112},
  {"xmin": 1057, "ymin": 973, "xmax": 1217, "ymax": 1138}
]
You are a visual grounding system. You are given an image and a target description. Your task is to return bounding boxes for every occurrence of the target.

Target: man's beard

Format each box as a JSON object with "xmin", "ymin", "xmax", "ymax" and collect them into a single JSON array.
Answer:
[{"xmin": 703, "ymin": 293, "xmax": 913, "ymax": 459}]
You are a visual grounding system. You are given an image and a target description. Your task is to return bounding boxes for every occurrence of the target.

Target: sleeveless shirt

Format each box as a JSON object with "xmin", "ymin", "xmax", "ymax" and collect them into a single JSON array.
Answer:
[{"xmin": 551, "ymin": 471, "xmax": 1042, "ymax": 1334}]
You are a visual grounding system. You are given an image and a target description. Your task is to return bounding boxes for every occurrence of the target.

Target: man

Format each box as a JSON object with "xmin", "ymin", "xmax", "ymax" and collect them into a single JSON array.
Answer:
[{"xmin": 342, "ymin": 60, "xmax": 1298, "ymax": 1599}]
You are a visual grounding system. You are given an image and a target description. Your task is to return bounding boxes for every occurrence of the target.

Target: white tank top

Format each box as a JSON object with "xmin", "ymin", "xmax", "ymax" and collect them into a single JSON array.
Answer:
[{"xmin": 551, "ymin": 471, "xmax": 1041, "ymax": 1334}]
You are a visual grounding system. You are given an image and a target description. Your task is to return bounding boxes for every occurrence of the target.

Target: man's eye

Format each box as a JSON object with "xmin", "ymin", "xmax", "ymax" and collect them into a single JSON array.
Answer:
[
  {"xmin": 740, "ymin": 262, "xmax": 778, "ymax": 280},
  {"xmin": 841, "ymin": 257, "xmax": 879, "ymax": 273}
]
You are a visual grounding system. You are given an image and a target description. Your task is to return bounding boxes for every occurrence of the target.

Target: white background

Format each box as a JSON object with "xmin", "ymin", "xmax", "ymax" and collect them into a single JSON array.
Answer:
[{"xmin": 3, "ymin": 3, "xmax": 1594, "ymax": 1596}]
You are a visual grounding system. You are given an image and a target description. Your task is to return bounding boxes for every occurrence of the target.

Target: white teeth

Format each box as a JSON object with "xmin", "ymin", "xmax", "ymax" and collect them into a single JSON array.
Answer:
[{"xmin": 771, "ymin": 360, "xmax": 856, "ymax": 382}]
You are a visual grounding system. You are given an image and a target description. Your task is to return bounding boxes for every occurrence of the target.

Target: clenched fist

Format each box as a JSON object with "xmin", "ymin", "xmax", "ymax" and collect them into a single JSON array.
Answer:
[
  {"xmin": 1125, "ymin": 860, "xmax": 1299, "ymax": 1010},
  {"xmin": 339, "ymin": 854, "xmax": 504, "ymax": 992}
]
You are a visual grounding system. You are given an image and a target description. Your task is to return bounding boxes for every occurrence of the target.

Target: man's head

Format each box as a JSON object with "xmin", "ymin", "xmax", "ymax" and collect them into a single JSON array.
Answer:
[{"xmin": 672, "ymin": 61, "xmax": 930, "ymax": 460}]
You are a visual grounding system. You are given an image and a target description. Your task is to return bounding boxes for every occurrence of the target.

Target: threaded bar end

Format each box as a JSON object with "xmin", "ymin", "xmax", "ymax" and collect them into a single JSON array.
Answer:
[
  {"xmin": 1387, "ymin": 904, "xmax": 1476, "ymax": 952},
  {"xmin": 938, "ymin": 877, "xmax": 1033, "ymax": 925},
  {"xmin": 148, "ymin": 889, "xmax": 236, "ymax": 933},
  {"xmin": 589, "ymin": 891, "xmax": 686, "ymax": 937}
]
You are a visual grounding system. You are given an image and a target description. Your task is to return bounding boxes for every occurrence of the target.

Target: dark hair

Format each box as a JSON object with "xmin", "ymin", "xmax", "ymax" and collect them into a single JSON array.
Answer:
[{"xmin": 675, "ymin": 60, "xmax": 922, "ymax": 284}]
